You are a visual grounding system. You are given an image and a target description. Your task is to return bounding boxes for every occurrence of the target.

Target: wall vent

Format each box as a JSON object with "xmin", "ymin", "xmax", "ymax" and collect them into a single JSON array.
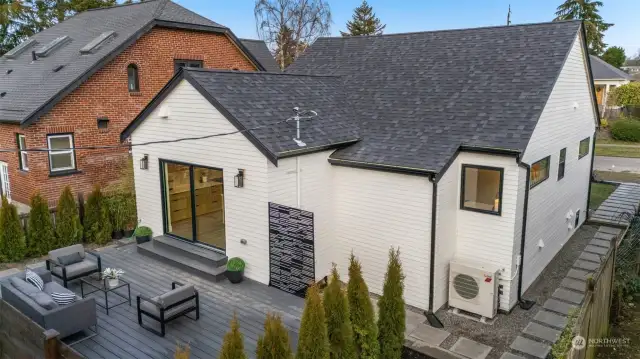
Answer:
[
  {"xmin": 5, "ymin": 39, "xmax": 37, "ymax": 59},
  {"xmin": 80, "ymin": 31, "xmax": 116, "ymax": 55},
  {"xmin": 35, "ymin": 36, "xmax": 71, "ymax": 58}
]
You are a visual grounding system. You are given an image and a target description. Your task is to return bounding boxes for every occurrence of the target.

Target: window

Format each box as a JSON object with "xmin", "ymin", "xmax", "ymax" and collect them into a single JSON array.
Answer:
[
  {"xmin": 558, "ymin": 148, "xmax": 566, "ymax": 180},
  {"xmin": 16, "ymin": 134, "xmax": 28, "ymax": 171},
  {"xmin": 127, "ymin": 64, "xmax": 139, "ymax": 92},
  {"xmin": 460, "ymin": 165, "xmax": 503, "ymax": 215},
  {"xmin": 579, "ymin": 137, "xmax": 590, "ymax": 159},
  {"xmin": 174, "ymin": 59, "xmax": 203, "ymax": 74},
  {"xmin": 530, "ymin": 156, "xmax": 550, "ymax": 188},
  {"xmin": 47, "ymin": 134, "xmax": 75, "ymax": 172}
]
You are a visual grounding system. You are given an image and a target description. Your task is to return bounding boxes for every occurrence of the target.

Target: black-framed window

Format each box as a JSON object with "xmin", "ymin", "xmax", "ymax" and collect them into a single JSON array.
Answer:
[
  {"xmin": 558, "ymin": 148, "xmax": 566, "ymax": 181},
  {"xmin": 174, "ymin": 59, "xmax": 203, "ymax": 74},
  {"xmin": 47, "ymin": 133, "xmax": 76, "ymax": 172},
  {"xmin": 530, "ymin": 156, "xmax": 550, "ymax": 188},
  {"xmin": 127, "ymin": 64, "xmax": 139, "ymax": 92},
  {"xmin": 16, "ymin": 134, "xmax": 28, "ymax": 171},
  {"xmin": 579, "ymin": 137, "xmax": 590, "ymax": 159},
  {"xmin": 460, "ymin": 164, "xmax": 504, "ymax": 216}
]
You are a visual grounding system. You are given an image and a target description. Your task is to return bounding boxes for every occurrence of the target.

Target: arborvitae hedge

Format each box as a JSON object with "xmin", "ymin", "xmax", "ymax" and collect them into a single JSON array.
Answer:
[
  {"xmin": 55, "ymin": 186, "xmax": 83, "ymax": 247},
  {"xmin": 219, "ymin": 313, "xmax": 247, "ymax": 359},
  {"xmin": 256, "ymin": 313, "xmax": 293, "ymax": 359},
  {"xmin": 84, "ymin": 186, "xmax": 112, "ymax": 244},
  {"xmin": 0, "ymin": 196, "xmax": 26, "ymax": 262},
  {"xmin": 27, "ymin": 193, "xmax": 54, "ymax": 256},
  {"xmin": 347, "ymin": 254, "xmax": 379, "ymax": 359},
  {"xmin": 323, "ymin": 266, "xmax": 356, "ymax": 359},
  {"xmin": 296, "ymin": 283, "xmax": 329, "ymax": 359},
  {"xmin": 377, "ymin": 247, "xmax": 405, "ymax": 359}
]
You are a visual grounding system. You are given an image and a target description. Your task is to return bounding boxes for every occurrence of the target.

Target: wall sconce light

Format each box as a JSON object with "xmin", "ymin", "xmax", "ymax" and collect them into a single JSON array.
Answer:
[
  {"xmin": 234, "ymin": 169, "xmax": 244, "ymax": 188},
  {"xmin": 140, "ymin": 154, "xmax": 149, "ymax": 170}
]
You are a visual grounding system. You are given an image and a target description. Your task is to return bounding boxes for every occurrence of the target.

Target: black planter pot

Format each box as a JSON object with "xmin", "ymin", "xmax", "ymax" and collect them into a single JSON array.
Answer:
[
  {"xmin": 226, "ymin": 269, "xmax": 244, "ymax": 284},
  {"xmin": 112, "ymin": 230, "xmax": 124, "ymax": 240},
  {"xmin": 136, "ymin": 235, "xmax": 151, "ymax": 244},
  {"xmin": 124, "ymin": 229, "xmax": 135, "ymax": 238}
]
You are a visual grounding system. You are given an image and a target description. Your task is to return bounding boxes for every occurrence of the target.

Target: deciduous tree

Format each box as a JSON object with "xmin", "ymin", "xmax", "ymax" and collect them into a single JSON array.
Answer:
[
  {"xmin": 554, "ymin": 0, "xmax": 613, "ymax": 55},
  {"xmin": 601, "ymin": 46, "xmax": 626, "ymax": 68},
  {"xmin": 347, "ymin": 254, "xmax": 379, "ymax": 359},
  {"xmin": 340, "ymin": 1, "xmax": 385, "ymax": 36},
  {"xmin": 377, "ymin": 247, "xmax": 405, "ymax": 359}
]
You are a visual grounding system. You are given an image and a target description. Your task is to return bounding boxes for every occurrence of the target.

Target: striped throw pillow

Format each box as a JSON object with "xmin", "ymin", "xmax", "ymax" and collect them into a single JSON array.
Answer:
[
  {"xmin": 50, "ymin": 292, "xmax": 77, "ymax": 305},
  {"xmin": 25, "ymin": 269, "xmax": 44, "ymax": 291}
]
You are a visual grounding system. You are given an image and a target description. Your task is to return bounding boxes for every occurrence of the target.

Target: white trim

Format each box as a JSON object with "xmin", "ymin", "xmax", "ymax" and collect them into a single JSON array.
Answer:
[
  {"xmin": 47, "ymin": 134, "xmax": 76, "ymax": 172},
  {"xmin": 0, "ymin": 162, "xmax": 10, "ymax": 201},
  {"xmin": 17, "ymin": 134, "xmax": 28, "ymax": 171}
]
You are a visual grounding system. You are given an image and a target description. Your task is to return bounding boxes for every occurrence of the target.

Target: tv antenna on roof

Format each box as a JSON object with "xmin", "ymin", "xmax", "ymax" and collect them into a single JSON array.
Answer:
[
  {"xmin": 507, "ymin": 4, "xmax": 512, "ymax": 25},
  {"xmin": 290, "ymin": 107, "xmax": 318, "ymax": 147}
]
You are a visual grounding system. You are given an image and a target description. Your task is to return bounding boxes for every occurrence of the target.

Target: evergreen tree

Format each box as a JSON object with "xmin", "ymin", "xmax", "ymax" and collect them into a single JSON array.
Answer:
[
  {"xmin": 0, "ymin": 196, "xmax": 26, "ymax": 261},
  {"xmin": 27, "ymin": 193, "xmax": 54, "ymax": 255},
  {"xmin": 296, "ymin": 283, "xmax": 329, "ymax": 359},
  {"xmin": 55, "ymin": 186, "xmax": 83, "ymax": 246},
  {"xmin": 377, "ymin": 247, "xmax": 405, "ymax": 359},
  {"xmin": 323, "ymin": 265, "xmax": 356, "ymax": 359},
  {"xmin": 347, "ymin": 254, "xmax": 379, "ymax": 359},
  {"xmin": 84, "ymin": 185, "xmax": 112, "ymax": 244},
  {"xmin": 601, "ymin": 46, "xmax": 626, "ymax": 68},
  {"xmin": 256, "ymin": 313, "xmax": 293, "ymax": 359},
  {"xmin": 219, "ymin": 313, "xmax": 247, "ymax": 359},
  {"xmin": 341, "ymin": 1, "xmax": 385, "ymax": 36},
  {"xmin": 554, "ymin": 0, "xmax": 613, "ymax": 55}
]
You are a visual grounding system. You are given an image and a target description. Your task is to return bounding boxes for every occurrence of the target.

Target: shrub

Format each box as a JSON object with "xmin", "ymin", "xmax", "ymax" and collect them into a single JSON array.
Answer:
[
  {"xmin": 256, "ymin": 313, "xmax": 293, "ymax": 359},
  {"xmin": 174, "ymin": 343, "xmax": 190, "ymax": 359},
  {"xmin": 611, "ymin": 119, "xmax": 640, "ymax": 142},
  {"xmin": 135, "ymin": 226, "xmax": 153, "ymax": 237},
  {"xmin": 219, "ymin": 313, "xmax": 247, "ymax": 359},
  {"xmin": 0, "ymin": 196, "xmax": 26, "ymax": 262},
  {"xmin": 106, "ymin": 193, "xmax": 129, "ymax": 232},
  {"xmin": 608, "ymin": 82, "xmax": 640, "ymax": 107},
  {"xmin": 600, "ymin": 118, "xmax": 609, "ymax": 129},
  {"xmin": 377, "ymin": 247, "xmax": 405, "ymax": 359},
  {"xmin": 27, "ymin": 193, "xmax": 54, "ymax": 256},
  {"xmin": 323, "ymin": 265, "xmax": 356, "ymax": 359},
  {"xmin": 55, "ymin": 186, "xmax": 83, "ymax": 247},
  {"xmin": 296, "ymin": 283, "xmax": 329, "ymax": 359},
  {"xmin": 227, "ymin": 257, "xmax": 245, "ymax": 272},
  {"xmin": 84, "ymin": 186, "xmax": 113, "ymax": 244},
  {"xmin": 550, "ymin": 309, "xmax": 578, "ymax": 359},
  {"xmin": 347, "ymin": 254, "xmax": 379, "ymax": 359}
]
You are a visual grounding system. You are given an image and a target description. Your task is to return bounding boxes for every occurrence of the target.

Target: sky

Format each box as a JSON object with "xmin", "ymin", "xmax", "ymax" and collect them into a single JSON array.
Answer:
[{"xmin": 175, "ymin": 0, "xmax": 640, "ymax": 57}]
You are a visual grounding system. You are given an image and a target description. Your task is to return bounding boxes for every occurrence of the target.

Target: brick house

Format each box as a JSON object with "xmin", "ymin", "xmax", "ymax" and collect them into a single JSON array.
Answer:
[{"xmin": 0, "ymin": 0, "xmax": 277, "ymax": 206}]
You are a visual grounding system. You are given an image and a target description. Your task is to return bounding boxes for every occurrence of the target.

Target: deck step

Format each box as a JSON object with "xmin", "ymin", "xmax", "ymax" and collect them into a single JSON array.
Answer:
[
  {"xmin": 152, "ymin": 236, "xmax": 227, "ymax": 267},
  {"xmin": 137, "ymin": 240, "xmax": 227, "ymax": 282}
]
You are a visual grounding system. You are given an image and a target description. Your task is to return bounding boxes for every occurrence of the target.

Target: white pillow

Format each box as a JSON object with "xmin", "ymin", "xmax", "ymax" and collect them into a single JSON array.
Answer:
[
  {"xmin": 50, "ymin": 292, "xmax": 77, "ymax": 305},
  {"xmin": 25, "ymin": 269, "xmax": 44, "ymax": 291}
]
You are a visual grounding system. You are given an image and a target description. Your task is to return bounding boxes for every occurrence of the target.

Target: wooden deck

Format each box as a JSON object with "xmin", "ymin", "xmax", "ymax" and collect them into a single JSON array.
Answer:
[{"xmin": 64, "ymin": 244, "xmax": 304, "ymax": 359}]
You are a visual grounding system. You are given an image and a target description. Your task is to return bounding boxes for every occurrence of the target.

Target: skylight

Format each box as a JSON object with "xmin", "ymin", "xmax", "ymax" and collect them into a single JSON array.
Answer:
[
  {"xmin": 35, "ymin": 36, "xmax": 71, "ymax": 58},
  {"xmin": 5, "ymin": 39, "xmax": 37, "ymax": 59},
  {"xmin": 80, "ymin": 31, "xmax": 116, "ymax": 55}
]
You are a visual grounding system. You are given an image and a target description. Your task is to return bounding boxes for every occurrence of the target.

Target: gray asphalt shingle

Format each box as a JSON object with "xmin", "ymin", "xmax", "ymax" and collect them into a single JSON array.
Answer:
[
  {"xmin": 240, "ymin": 39, "xmax": 280, "ymax": 72},
  {"xmin": 589, "ymin": 55, "xmax": 632, "ymax": 80}
]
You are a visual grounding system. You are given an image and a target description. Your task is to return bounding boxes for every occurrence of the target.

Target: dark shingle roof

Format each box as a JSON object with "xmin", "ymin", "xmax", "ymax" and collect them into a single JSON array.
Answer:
[
  {"xmin": 0, "ymin": 0, "xmax": 264, "ymax": 126},
  {"xmin": 240, "ymin": 39, "xmax": 280, "ymax": 72},
  {"xmin": 590, "ymin": 55, "xmax": 632, "ymax": 80},
  {"xmin": 287, "ymin": 21, "xmax": 584, "ymax": 173}
]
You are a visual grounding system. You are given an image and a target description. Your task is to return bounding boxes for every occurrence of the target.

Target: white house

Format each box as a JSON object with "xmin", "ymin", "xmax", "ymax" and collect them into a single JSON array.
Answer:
[
  {"xmin": 121, "ymin": 20, "xmax": 599, "ymax": 318},
  {"xmin": 589, "ymin": 55, "xmax": 632, "ymax": 113}
]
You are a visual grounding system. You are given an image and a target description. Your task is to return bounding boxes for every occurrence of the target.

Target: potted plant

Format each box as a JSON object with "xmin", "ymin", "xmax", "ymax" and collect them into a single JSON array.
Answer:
[
  {"xmin": 135, "ymin": 226, "xmax": 153, "ymax": 244},
  {"xmin": 103, "ymin": 268, "xmax": 124, "ymax": 287},
  {"xmin": 225, "ymin": 257, "xmax": 245, "ymax": 284}
]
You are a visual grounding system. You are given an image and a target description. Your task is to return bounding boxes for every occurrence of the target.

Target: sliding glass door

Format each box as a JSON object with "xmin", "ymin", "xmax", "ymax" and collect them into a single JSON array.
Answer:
[{"xmin": 161, "ymin": 160, "xmax": 226, "ymax": 252}]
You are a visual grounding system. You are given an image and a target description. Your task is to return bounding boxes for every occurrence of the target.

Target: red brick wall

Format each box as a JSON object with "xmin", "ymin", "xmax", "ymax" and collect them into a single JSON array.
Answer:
[{"xmin": 0, "ymin": 27, "xmax": 257, "ymax": 205}]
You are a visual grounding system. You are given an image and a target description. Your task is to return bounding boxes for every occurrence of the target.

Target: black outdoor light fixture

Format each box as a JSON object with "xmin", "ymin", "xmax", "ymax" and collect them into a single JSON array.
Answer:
[
  {"xmin": 140, "ymin": 154, "xmax": 149, "ymax": 170},
  {"xmin": 234, "ymin": 169, "xmax": 245, "ymax": 188}
]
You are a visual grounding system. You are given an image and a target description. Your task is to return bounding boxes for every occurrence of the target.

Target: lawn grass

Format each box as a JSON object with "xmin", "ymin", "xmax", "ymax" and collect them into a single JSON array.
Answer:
[
  {"xmin": 595, "ymin": 138, "xmax": 640, "ymax": 145},
  {"xmin": 595, "ymin": 145, "xmax": 640, "ymax": 158},
  {"xmin": 589, "ymin": 182, "xmax": 618, "ymax": 210},
  {"xmin": 594, "ymin": 170, "xmax": 640, "ymax": 184}
]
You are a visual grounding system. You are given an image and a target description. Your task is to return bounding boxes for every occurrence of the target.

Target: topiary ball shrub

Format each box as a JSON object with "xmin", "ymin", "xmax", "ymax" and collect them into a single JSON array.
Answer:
[{"xmin": 611, "ymin": 119, "xmax": 640, "ymax": 142}]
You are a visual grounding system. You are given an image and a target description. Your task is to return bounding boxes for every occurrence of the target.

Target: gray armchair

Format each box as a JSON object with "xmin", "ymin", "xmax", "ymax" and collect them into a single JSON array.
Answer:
[
  {"xmin": 137, "ymin": 281, "xmax": 199, "ymax": 336},
  {"xmin": 0, "ymin": 269, "xmax": 97, "ymax": 339},
  {"xmin": 46, "ymin": 244, "xmax": 101, "ymax": 287}
]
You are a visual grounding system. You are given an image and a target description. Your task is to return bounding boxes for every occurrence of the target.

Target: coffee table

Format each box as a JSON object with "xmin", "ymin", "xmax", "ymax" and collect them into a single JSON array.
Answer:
[{"xmin": 80, "ymin": 273, "xmax": 131, "ymax": 315}]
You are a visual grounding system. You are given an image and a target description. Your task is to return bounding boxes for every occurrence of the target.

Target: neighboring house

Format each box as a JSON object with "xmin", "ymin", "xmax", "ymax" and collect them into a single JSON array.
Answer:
[
  {"xmin": 0, "ymin": 0, "xmax": 277, "ymax": 205},
  {"xmin": 589, "ymin": 55, "xmax": 632, "ymax": 112},
  {"xmin": 621, "ymin": 59, "xmax": 640, "ymax": 74},
  {"xmin": 122, "ymin": 20, "xmax": 598, "ymax": 315}
]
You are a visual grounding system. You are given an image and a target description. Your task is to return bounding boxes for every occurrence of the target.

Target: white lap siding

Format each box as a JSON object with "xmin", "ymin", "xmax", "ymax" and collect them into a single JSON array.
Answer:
[
  {"xmin": 520, "ymin": 32, "xmax": 597, "ymax": 291},
  {"xmin": 333, "ymin": 166, "xmax": 433, "ymax": 310},
  {"xmin": 131, "ymin": 80, "xmax": 271, "ymax": 283}
]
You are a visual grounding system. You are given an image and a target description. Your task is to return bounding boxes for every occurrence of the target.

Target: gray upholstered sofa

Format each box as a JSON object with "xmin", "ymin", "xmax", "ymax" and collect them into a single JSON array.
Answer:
[
  {"xmin": 0, "ymin": 268, "xmax": 97, "ymax": 338},
  {"xmin": 46, "ymin": 244, "xmax": 101, "ymax": 288}
]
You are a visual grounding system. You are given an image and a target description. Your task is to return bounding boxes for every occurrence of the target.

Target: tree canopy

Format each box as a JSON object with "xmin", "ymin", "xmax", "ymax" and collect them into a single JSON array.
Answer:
[
  {"xmin": 340, "ymin": 0, "xmax": 385, "ymax": 36},
  {"xmin": 554, "ymin": 0, "xmax": 613, "ymax": 56},
  {"xmin": 601, "ymin": 46, "xmax": 626, "ymax": 68}
]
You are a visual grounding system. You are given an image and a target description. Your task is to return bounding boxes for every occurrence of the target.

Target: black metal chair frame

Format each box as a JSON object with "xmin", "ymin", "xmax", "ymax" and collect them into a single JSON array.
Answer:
[
  {"xmin": 46, "ymin": 250, "xmax": 102, "ymax": 288},
  {"xmin": 137, "ymin": 281, "xmax": 200, "ymax": 337}
]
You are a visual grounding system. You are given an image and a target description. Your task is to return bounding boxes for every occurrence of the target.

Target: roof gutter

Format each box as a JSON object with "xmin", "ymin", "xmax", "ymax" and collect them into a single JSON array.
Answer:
[{"xmin": 327, "ymin": 158, "xmax": 435, "ymax": 177}]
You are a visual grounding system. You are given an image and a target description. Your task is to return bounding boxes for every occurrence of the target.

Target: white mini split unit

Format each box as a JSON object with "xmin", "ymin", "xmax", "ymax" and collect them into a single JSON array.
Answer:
[{"xmin": 449, "ymin": 258, "xmax": 500, "ymax": 321}]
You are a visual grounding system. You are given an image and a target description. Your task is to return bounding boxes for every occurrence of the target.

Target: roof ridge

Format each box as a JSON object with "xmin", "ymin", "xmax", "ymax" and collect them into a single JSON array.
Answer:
[
  {"xmin": 318, "ymin": 19, "xmax": 582, "ymax": 40},
  {"xmin": 184, "ymin": 68, "xmax": 339, "ymax": 78},
  {"xmin": 239, "ymin": 38, "xmax": 265, "ymax": 42},
  {"xmin": 84, "ymin": 0, "xmax": 162, "ymax": 12}
]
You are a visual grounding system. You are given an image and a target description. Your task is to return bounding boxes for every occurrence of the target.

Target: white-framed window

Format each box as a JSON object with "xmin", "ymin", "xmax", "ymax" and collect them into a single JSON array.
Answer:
[
  {"xmin": 16, "ymin": 134, "xmax": 28, "ymax": 171},
  {"xmin": 47, "ymin": 134, "xmax": 76, "ymax": 172}
]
